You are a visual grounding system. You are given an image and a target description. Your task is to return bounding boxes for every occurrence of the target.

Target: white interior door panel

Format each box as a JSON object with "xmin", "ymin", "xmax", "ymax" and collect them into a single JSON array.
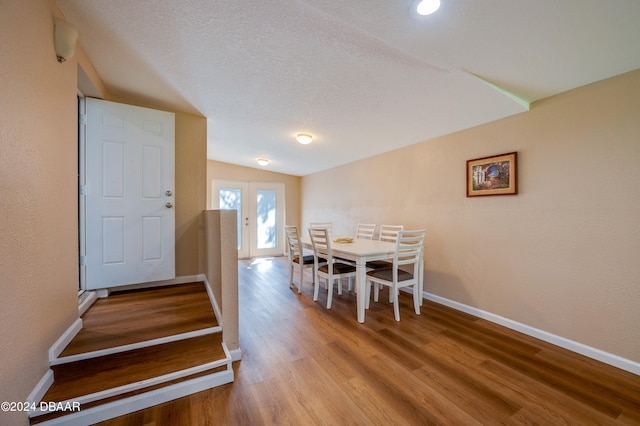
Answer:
[{"xmin": 84, "ymin": 98, "xmax": 175, "ymax": 289}]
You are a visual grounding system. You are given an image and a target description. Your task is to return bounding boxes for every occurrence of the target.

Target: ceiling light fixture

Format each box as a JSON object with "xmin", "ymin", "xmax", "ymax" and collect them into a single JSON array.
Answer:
[
  {"xmin": 416, "ymin": 0, "xmax": 440, "ymax": 16},
  {"xmin": 54, "ymin": 16, "xmax": 79, "ymax": 63},
  {"xmin": 296, "ymin": 133, "xmax": 313, "ymax": 145},
  {"xmin": 256, "ymin": 158, "xmax": 270, "ymax": 166}
]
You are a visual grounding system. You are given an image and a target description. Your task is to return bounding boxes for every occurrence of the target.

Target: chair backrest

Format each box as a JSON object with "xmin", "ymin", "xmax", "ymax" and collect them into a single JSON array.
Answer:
[
  {"xmin": 379, "ymin": 225, "xmax": 404, "ymax": 243},
  {"xmin": 393, "ymin": 229, "xmax": 426, "ymax": 273},
  {"xmin": 284, "ymin": 225, "xmax": 303, "ymax": 259},
  {"xmin": 310, "ymin": 222, "xmax": 332, "ymax": 235},
  {"xmin": 355, "ymin": 223, "xmax": 376, "ymax": 240},
  {"xmin": 308, "ymin": 227, "xmax": 332, "ymax": 263}
]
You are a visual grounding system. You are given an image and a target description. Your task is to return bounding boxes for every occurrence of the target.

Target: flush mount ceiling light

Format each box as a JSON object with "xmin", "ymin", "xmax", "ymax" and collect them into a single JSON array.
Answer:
[
  {"xmin": 256, "ymin": 158, "xmax": 270, "ymax": 166},
  {"xmin": 416, "ymin": 0, "xmax": 440, "ymax": 16},
  {"xmin": 296, "ymin": 133, "xmax": 313, "ymax": 145}
]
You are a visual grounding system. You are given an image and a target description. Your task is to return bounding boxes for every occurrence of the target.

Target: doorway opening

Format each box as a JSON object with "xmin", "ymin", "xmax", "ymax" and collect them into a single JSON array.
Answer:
[
  {"xmin": 78, "ymin": 94, "xmax": 86, "ymax": 292},
  {"xmin": 211, "ymin": 180, "xmax": 285, "ymax": 259}
]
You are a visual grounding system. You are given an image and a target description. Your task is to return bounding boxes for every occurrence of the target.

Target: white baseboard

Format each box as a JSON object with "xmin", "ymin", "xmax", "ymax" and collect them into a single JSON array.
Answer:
[
  {"xmin": 97, "ymin": 275, "xmax": 204, "ymax": 294},
  {"xmin": 49, "ymin": 318, "xmax": 83, "ymax": 362},
  {"xmin": 202, "ymin": 276, "xmax": 242, "ymax": 361},
  {"xmin": 423, "ymin": 291, "xmax": 640, "ymax": 376},
  {"xmin": 78, "ymin": 291, "xmax": 97, "ymax": 316},
  {"xmin": 229, "ymin": 348, "xmax": 243, "ymax": 362}
]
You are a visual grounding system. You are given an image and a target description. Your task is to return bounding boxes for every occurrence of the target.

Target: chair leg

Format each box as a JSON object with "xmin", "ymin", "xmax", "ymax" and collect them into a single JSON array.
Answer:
[
  {"xmin": 313, "ymin": 273, "xmax": 320, "ymax": 301},
  {"xmin": 413, "ymin": 284, "xmax": 421, "ymax": 315},
  {"xmin": 327, "ymin": 279, "xmax": 334, "ymax": 309},
  {"xmin": 288, "ymin": 264, "xmax": 294, "ymax": 289},
  {"xmin": 337, "ymin": 278, "xmax": 343, "ymax": 295},
  {"xmin": 374, "ymin": 282, "xmax": 380, "ymax": 302},
  {"xmin": 392, "ymin": 285, "xmax": 400, "ymax": 321},
  {"xmin": 297, "ymin": 266, "xmax": 304, "ymax": 293}
]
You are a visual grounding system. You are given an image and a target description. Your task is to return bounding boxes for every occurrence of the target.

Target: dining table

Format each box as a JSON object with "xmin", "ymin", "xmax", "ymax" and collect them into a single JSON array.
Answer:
[{"xmin": 299, "ymin": 236, "xmax": 424, "ymax": 323}]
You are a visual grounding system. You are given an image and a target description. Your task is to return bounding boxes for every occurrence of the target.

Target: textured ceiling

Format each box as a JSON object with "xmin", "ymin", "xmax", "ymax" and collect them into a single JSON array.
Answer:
[{"xmin": 56, "ymin": 0, "xmax": 640, "ymax": 176}]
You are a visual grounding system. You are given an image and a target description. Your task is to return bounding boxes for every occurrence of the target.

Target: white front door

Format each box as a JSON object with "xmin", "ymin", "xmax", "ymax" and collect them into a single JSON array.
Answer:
[
  {"xmin": 84, "ymin": 98, "xmax": 175, "ymax": 289},
  {"xmin": 211, "ymin": 180, "xmax": 285, "ymax": 258}
]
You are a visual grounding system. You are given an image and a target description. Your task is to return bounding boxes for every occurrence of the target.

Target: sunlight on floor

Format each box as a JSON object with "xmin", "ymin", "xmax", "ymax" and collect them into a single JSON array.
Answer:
[{"xmin": 246, "ymin": 257, "xmax": 275, "ymax": 273}]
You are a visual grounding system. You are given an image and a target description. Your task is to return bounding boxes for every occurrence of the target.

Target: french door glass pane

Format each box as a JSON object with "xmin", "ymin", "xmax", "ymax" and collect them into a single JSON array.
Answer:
[
  {"xmin": 219, "ymin": 188, "xmax": 242, "ymax": 250},
  {"xmin": 256, "ymin": 189, "xmax": 277, "ymax": 249}
]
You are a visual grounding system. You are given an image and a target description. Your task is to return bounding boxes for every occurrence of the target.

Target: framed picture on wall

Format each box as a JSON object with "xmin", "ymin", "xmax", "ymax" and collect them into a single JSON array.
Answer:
[{"xmin": 466, "ymin": 152, "xmax": 518, "ymax": 197}]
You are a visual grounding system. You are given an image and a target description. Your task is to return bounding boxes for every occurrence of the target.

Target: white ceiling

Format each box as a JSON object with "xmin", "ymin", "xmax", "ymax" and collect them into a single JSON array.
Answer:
[{"xmin": 57, "ymin": 0, "xmax": 640, "ymax": 176}]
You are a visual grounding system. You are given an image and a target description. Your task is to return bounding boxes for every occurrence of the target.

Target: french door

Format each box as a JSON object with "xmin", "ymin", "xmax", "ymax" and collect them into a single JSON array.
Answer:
[{"xmin": 211, "ymin": 180, "xmax": 284, "ymax": 258}]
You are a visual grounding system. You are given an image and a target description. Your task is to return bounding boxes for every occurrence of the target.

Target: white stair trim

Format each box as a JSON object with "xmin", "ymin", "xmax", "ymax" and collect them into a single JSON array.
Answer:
[
  {"xmin": 29, "ymin": 369, "xmax": 234, "ymax": 425},
  {"xmin": 49, "ymin": 318, "xmax": 83, "ymax": 362},
  {"xmin": 201, "ymin": 275, "xmax": 223, "ymax": 327},
  {"xmin": 30, "ymin": 276, "xmax": 238, "ymax": 425},
  {"xmin": 26, "ymin": 369, "xmax": 54, "ymax": 407},
  {"xmin": 51, "ymin": 326, "xmax": 223, "ymax": 365},
  {"xmin": 30, "ymin": 346, "xmax": 232, "ymax": 419}
]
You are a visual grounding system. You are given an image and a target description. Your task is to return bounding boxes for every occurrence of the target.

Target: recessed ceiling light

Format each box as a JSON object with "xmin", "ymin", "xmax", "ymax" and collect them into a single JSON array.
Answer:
[
  {"xmin": 416, "ymin": 0, "xmax": 440, "ymax": 15},
  {"xmin": 256, "ymin": 158, "xmax": 270, "ymax": 166},
  {"xmin": 296, "ymin": 133, "xmax": 313, "ymax": 144}
]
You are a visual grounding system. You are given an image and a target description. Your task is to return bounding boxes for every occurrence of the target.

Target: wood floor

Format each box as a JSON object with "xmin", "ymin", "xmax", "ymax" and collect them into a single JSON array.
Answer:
[{"xmin": 96, "ymin": 256, "xmax": 640, "ymax": 425}]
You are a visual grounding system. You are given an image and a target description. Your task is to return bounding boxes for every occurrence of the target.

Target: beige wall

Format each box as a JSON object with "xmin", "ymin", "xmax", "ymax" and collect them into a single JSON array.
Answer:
[
  {"xmin": 0, "ymin": 2, "xmax": 207, "ymax": 423},
  {"xmin": 302, "ymin": 69, "xmax": 640, "ymax": 364},
  {"xmin": 207, "ymin": 160, "xmax": 301, "ymax": 230},
  {"xmin": 0, "ymin": 1, "xmax": 83, "ymax": 424},
  {"xmin": 174, "ymin": 113, "xmax": 208, "ymax": 276}
]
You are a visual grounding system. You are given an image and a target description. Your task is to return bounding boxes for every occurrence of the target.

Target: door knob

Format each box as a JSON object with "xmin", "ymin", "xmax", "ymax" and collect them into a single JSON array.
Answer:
[
  {"xmin": 166, "ymin": 202, "xmax": 173, "ymax": 208},
  {"xmin": 165, "ymin": 190, "xmax": 173, "ymax": 196}
]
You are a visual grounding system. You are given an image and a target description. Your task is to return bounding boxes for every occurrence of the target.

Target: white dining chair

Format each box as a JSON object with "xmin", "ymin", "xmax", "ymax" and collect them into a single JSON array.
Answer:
[
  {"xmin": 310, "ymin": 222, "xmax": 332, "ymax": 235},
  {"xmin": 308, "ymin": 227, "xmax": 356, "ymax": 309},
  {"xmin": 285, "ymin": 225, "xmax": 321, "ymax": 293},
  {"xmin": 355, "ymin": 223, "xmax": 376, "ymax": 240},
  {"xmin": 378, "ymin": 224, "xmax": 404, "ymax": 243},
  {"xmin": 365, "ymin": 229, "xmax": 426, "ymax": 321},
  {"xmin": 365, "ymin": 224, "xmax": 404, "ymax": 270}
]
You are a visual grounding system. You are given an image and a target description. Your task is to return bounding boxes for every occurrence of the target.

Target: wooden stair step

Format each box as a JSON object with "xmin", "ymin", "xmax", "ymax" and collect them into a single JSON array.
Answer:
[
  {"xmin": 30, "ymin": 363, "xmax": 229, "ymax": 425},
  {"xmin": 43, "ymin": 333, "xmax": 226, "ymax": 403},
  {"xmin": 62, "ymin": 283, "xmax": 218, "ymax": 356},
  {"xmin": 29, "ymin": 283, "xmax": 232, "ymax": 425}
]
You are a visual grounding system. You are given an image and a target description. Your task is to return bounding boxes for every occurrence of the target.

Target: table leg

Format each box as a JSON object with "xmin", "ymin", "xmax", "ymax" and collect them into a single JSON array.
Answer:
[
  {"xmin": 356, "ymin": 260, "xmax": 367, "ymax": 323},
  {"xmin": 356, "ymin": 259, "xmax": 366, "ymax": 323}
]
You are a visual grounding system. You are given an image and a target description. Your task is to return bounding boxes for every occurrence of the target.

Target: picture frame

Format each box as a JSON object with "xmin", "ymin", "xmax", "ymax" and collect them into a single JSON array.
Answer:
[{"xmin": 466, "ymin": 151, "xmax": 518, "ymax": 197}]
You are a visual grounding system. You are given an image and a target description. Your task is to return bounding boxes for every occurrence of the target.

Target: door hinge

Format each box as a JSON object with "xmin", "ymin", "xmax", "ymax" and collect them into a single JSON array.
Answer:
[
  {"xmin": 79, "ymin": 185, "xmax": 86, "ymax": 196},
  {"xmin": 79, "ymin": 114, "xmax": 87, "ymax": 125},
  {"xmin": 79, "ymin": 255, "xmax": 86, "ymax": 266}
]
